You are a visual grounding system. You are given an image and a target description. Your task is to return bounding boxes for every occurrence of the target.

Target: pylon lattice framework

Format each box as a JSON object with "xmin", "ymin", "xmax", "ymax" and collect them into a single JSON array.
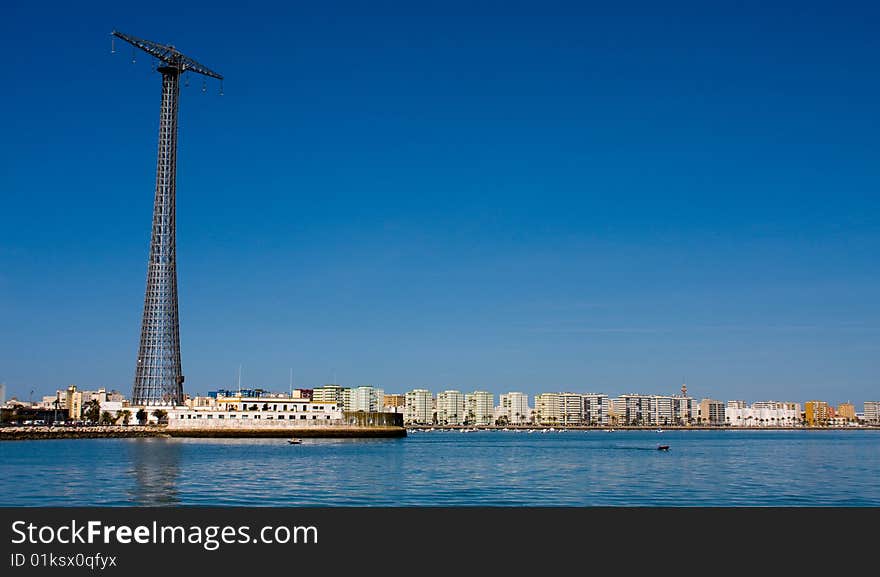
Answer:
[{"xmin": 112, "ymin": 31, "xmax": 222, "ymax": 406}]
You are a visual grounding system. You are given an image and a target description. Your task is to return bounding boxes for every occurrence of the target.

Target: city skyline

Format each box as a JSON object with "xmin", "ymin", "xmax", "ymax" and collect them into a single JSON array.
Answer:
[
  {"xmin": 2, "ymin": 378, "xmax": 873, "ymax": 412},
  {"xmin": 2, "ymin": 1, "xmax": 879, "ymax": 404}
]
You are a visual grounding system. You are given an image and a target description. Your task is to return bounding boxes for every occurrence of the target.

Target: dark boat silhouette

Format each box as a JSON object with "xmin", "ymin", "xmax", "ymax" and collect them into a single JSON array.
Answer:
[{"xmin": 657, "ymin": 445, "xmax": 670, "ymax": 451}]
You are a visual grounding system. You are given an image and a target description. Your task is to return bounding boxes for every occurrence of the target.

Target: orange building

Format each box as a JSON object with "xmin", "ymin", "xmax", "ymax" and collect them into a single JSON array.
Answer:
[
  {"xmin": 837, "ymin": 403, "xmax": 856, "ymax": 422},
  {"xmin": 804, "ymin": 401, "xmax": 831, "ymax": 427},
  {"xmin": 382, "ymin": 394, "xmax": 406, "ymax": 408}
]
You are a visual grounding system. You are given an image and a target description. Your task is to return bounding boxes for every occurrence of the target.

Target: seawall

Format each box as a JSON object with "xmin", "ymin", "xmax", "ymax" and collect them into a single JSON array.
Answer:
[
  {"xmin": 0, "ymin": 426, "xmax": 164, "ymax": 441},
  {"xmin": 166, "ymin": 426, "xmax": 406, "ymax": 438}
]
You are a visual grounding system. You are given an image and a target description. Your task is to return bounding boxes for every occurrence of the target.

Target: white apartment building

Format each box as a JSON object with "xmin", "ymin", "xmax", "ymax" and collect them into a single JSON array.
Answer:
[
  {"xmin": 726, "ymin": 400, "xmax": 801, "ymax": 427},
  {"xmin": 672, "ymin": 396, "xmax": 697, "ymax": 425},
  {"xmin": 312, "ymin": 385, "xmax": 347, "ymax": 405},
  {"xmin": 347, "ymin": 386, "xmax": 384, "ymax": 413},
  {"xmin": 534, "ymin": 393, "xmax": 561, "ymax": 425},
  {"xmin": 651, "ymin": 396, "xmax": 674, "ymax": 426},
  {"xmin": 498, "ymin": 392, "xmax": 530, "ymax": 425},
  {"xmin": 582, "ymin": 394, "xmax": 609, "ymax": 426},
  {"xmin": 864, "ymin": 401, "xmax": 880, "ymax": 424},
  {"xmin": 404, "ymin": 389, "xmax": 433, "ymax": 425},
  {"xmin": 559, "ymin": 393, "xmax": 584, "ymax": 426},
  {"xmin": 436, "ymin": 390, "xmax": 466, "ymax": 425},
  {"xmin": 618, "ymin": 394, "xmax": 653, "ymax": 426},
  {"xmin": 466, "ymin": 391, "xmax": 495, "ymax": 426},
  {"xmin": 609, "ymin": 397, "xmax": 626, "ymax": 425}
]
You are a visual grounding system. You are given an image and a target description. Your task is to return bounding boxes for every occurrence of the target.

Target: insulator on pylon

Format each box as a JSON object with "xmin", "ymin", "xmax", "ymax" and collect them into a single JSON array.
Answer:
[
  {"xmin": 219, "ymin": 80, "xmax": 224, "ymax": 96},
  {"xmin": 202, "ymin": 79, "xmax": 207, "ymax": 93}
]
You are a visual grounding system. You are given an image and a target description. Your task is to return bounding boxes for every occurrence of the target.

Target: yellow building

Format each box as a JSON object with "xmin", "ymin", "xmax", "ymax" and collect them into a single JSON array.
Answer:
[
  {"xmin": 66, "ymin": 385, "xmax": 82, "ymax": 420},
  {"xmin": 804, "ymin": 400, "xmax": 831, "ymax": 427},
  {"xmin": 837, "ymin": 403, "xmax": 856, "ymax": 422}
]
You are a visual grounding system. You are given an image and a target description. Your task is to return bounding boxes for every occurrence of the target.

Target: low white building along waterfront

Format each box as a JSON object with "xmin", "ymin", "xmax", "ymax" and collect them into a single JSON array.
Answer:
[
  {"xmin": 726, "ymin": 401, "xmax": 802, "ymax": 427},
  {"xmin": 167, "ymin": 394, "xmax": 343, "ymax": 427},
  {"xmin": 404, "ymin": 389, "xmax": 433, "ymax": 425},
  {"xmin": 163, "ymin": 393, "xmax": 404, "ymax": 436}
]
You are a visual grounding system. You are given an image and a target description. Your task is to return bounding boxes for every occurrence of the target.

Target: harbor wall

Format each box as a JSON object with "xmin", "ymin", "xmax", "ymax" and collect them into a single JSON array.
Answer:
[
  {"xmin": 165, "ymin": 411, "xmax": 405, "ymax": 437},
  {"xmin": 0, "ymin": 425, "xmax": 163, "ymax": 441}
]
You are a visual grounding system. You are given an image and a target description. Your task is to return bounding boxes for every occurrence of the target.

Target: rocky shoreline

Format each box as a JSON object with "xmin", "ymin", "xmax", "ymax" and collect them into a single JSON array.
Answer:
[
  {"xmin": 0, "ymin": 425, "xmax": 166, "ymax": 441},
  {"xmin": 0, "ymin": 424, "xmax": 407, "ymax": 440}
]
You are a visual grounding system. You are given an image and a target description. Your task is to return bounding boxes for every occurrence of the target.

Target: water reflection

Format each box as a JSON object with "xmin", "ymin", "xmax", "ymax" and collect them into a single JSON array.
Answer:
[{"xmin": 126, "ymin": 438, "xmax": 182, "ymax": 505}]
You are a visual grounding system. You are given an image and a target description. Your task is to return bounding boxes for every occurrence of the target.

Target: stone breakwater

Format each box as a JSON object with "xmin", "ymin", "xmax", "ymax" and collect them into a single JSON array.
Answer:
[
  {"xmin": 0, "ymin": 422, "xmax": 407, "ymax": 440},
  {"xmin": 0, "ymin": 426, "xmax": 164, "ymax": 441}
]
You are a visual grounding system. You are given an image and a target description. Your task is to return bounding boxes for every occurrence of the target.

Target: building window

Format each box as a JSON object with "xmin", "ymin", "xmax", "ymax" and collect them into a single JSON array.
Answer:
[
  {"xmin": 300, "ymin": 415, "xmax": 306, "ymax": 420},
  {"xmin": 277, "ymin": 415, "xmax": 284, "ymax": 420}
]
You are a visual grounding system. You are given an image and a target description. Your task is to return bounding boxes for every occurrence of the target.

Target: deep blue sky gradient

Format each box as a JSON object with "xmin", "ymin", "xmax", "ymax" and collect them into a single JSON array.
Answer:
[{"xmin": 2, "ymin": 0, "xmax": 879, "ymax": 404}]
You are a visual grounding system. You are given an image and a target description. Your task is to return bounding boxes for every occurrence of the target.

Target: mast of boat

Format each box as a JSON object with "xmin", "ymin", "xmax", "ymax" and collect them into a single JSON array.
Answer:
[
  {"xmin": 237, "ymin": 364, "xmax": 242, "ymax": 396},
  {"xmin": 289, "ymin": 367, "xmax": 294, "ymax": 397}
]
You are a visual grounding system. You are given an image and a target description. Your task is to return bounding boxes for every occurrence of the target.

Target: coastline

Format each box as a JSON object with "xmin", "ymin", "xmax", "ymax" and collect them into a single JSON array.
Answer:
[
  {"xmin": 0, "ymin": 424, "xmax": 406, "ymax": 441},
  {"xmin": 1, "ymin": 423, "xmax": 877, "ymax": 441},
  {"xmin": 413, "ymin": 424, "xmax": 880, "ymax": 432}
]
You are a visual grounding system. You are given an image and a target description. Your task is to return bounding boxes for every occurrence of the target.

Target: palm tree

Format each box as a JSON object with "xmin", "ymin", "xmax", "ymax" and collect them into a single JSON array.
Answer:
[
  {"xmin": 83, "ymin": 399, "xmax": 102, "ymax": 423},
  {"xmin": 100, "ymin": 411, "xmax": 115, "ymax": 425},
  {"xmin": 135, "ymin": 408, "xmax": 147, "ymax": 425},
  {"xmin": 118, "ymin": 410, "xmax": 131, "ymax": 426},
  {"xmin": 152, "ymin": 409, "xmax": 168, "ymax": 425}
]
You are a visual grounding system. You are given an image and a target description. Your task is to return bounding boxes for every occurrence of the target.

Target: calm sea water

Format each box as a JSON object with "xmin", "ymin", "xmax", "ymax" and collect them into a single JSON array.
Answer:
[{"xmin": 1, "ymin": 430, "xmax": 878, "ymax": 506}]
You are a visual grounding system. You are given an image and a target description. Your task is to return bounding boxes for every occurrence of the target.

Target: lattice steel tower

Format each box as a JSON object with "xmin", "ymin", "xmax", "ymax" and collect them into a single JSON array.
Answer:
[{"xmin": 112, "ymin": 31, "xmax": 223, "ymax": 406}]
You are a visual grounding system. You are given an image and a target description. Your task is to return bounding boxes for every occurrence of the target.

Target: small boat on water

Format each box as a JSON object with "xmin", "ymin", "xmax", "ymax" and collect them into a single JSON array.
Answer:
[
  {"xmin": 657, "ymin": 445, "xmax": 670, "ymax": 451},
  {"xmin": 288, "ymin": 438, "xmax": 303, "ymax": 445}
]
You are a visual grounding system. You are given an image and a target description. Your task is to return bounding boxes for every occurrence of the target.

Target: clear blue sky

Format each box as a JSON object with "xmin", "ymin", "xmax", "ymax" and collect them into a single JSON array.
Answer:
[{"xmin": 2, "ymin": 0, "xmax": 878, "ymax": 405}]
